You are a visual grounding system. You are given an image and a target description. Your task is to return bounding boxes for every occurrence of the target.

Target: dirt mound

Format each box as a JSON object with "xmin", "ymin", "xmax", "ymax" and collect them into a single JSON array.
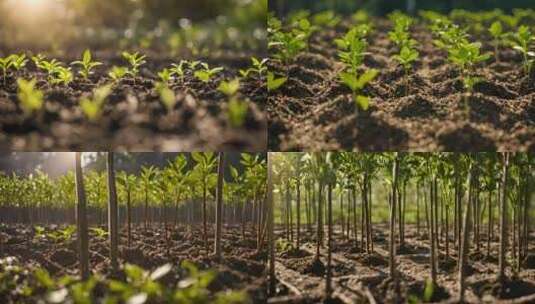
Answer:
[{"xmin": 49, "ymin": 249, "xmax": 76, "ymax": 266}]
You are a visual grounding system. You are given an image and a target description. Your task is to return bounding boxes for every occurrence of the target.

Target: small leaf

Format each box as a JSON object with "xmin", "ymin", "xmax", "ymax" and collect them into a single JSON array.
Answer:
[
  {"xmin": 127, "ymin": 293, "xmax": 148, "ymax": 304},
  {"xmin": 355, "ymin": 95, "xmax": 370, "ymax": 111},
  {"xmin": 150, "ymin": 263, "xmax": 172, "ymax": 281}
]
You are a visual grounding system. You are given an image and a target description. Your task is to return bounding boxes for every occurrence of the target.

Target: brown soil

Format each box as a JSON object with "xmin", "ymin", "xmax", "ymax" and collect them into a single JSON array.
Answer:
[
  {"xmin": 0, "ymin": 50, "xmax": 266, "ymax": 151},
  {"xmin": 0, "ymin": 223, "xmax": 267, "ymax": 303},
  {"xmin": 268, "ymin": 18, "xmax": 535, "ymax": 151}
]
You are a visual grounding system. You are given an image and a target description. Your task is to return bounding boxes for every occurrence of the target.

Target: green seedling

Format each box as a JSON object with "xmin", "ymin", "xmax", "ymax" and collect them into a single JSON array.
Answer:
[
  {"xmin": 448, "ymin": 41, "xmax": 490, "ymax": 107},
  {"xmin": 489, "ymin": 21, "xmax": 506, "ymax": 63},
  {"xmin": 17, "ymin": 78, "xmax": 44, "ymax": 116},
  {"xmin": 155, "ymin": 82, "xmax": 176, "ymax": 112},
  {"xmin": 311, "ymin": 10, "xmax": 341, "ymax": 28},
  {"xmin": 239, "ymin": 57, "xmax": 268, "ymax": 78},
  {"xmin": 50, "ymin": 67, "xmax": 73, "ymax": 86},
  {"xmin": 188, "ymin": 60, "xmax": 202, "ymax": 70},
  {"xmin": 393, "ymin": 46, "xmax": 419, "ymax": 96},
  {"xmin": 108, "ymin": 66, "xmax": 127, "ymax": 83},
  {"xmin": 122, "ymin": 51, "xmax": 147, "ymax": 80},
  {"xmin": 0, "ymin": 56, "xmax": 13, "ymax": 84},
  {"xmin": 170, "ymin": 60, "xmax": 188, "ymax": 82},
  {"xmin": 71, "ymin": 49, "xmax": 102, "ymax": 80},
  {"xmin": 339, "ymin": 69, "xmax": 378, "ymax": 112},
  {"xmin": 267, "ymin": 72, "xmax": 287, "ymax": 92},
  {"xmin": 218, "ymin": 78, "xmax": 247, "ymax": 128},
  {"xmin": 10, "ymin": 54, "xmax": 28, "ymax": 73},
  {"xmin": 388, "ymin": 13, "xmax": 416, "ymax": 50},
  {"xmin": 32, "ymin": 54, "xmax": 46, "ymax": 68},
  {"xmin": 80, "ymin": 83, "xmax": 113, "ymax": 122},
  {"xmin": 158, "ymin": 68, "xmax": 172, "ymax": 84},
  {"xmin": 269, "ymin": 20, "xmax": 308, "ymax": 68},
  {"xmin": 510, "ymin": 25, "xmax": 535, "ymax": 75},
  {"xmin": 194, "ymin": 63, "xmax": 223, "ymax": 82},
  {"xmin": 38, "ymin": 59, "xmax": 62, "ymax": 82},
  {"xmin": 335, "ymin": 25, "xmax": 370, "ymax": 76},
  {"xmin": 89, "ymin": 227, "xmax": 108, "ymax": 239}
]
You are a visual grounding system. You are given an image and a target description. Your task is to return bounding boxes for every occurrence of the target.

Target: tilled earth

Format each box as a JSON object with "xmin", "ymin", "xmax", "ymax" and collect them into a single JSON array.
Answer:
[
  {"xmin": 268, "ymin": 18, "xmax": 535, "ymax": 151},
  {"xmin": 0, "ymin": 50, "xmax": 266, "ymax": 151},
  {"xmin": 271, "ymin": 225, "xmax": 535, "ymax": 304},
  {"xmin": 0, "ymin": 224, "xmax": 267, "ymax": 303}
]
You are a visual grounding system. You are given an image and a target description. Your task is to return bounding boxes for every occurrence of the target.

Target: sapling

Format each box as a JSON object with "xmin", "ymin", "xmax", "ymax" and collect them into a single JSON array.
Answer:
[
  {"xmin": 10, "ymin": 54, "xmax": 28, "ymax": 75},
  {"xmin": 0, "ymin": 56, "xmax": 13, "ymax": 84},
  {"xmin": 158, "ymin": 68, "xmax": 172, "ymax": 84},
  {"xmin": 170, "ymin": 60, "xmax": 188, "ymax": 82},
  {"xmin": 267, "ymin": 72, "xmax": 287, "ymax": 92},
  {"xmin": 38, "ymin": 59, "xmax": 62, "ymax": 82},
  {"xmin": 448, "ymin": 41, "xmax": 490, "ymax": 105},
  {"xmin": 50, "ymin": 67, "xmax": 73, "ymax": 86},
  {"xmin": 269, "ymin": 22, "xmax": 307, "ymax": 70},
  {"xmin": 108, "ymin": 66, "xmax": 127, "ymax": 83},
  {"xmin": 71, "ymin": 49, "xmax": 102, "ymax": 80},
  {"xmin": 80, "ymin": 84, "xmax": 113, "ymax": 121},
  {"xmin": 489, "ymin": 21, "xmax": 505, "ymax": 63},
  {"xmin": 218, "ymin": 78, "xmax": 247, "ymax": 127},
  {"xmin": 339, "ymin": 69, "xmax": 378, "ymax": 112},
  {"xmin": 155, "ymin": 82, "xmax": 176, "ymax": 112},
  {"xmin": 122, "ymin": 51, "xmax": 147, "ymax": 82},
  {"xmin": 17, "ymin": 78, "xmax": 44, "ymax": 116},
  {"xmin": 393, "ymin": 46, "xmax": 419, "ymax": 96},
  {"xmin": 194, "ymin": 63, "xmax": 223, "ymax": 83},
  {"xmin": 335, "ymin": 25, "xmax": 370, "ymax": 76},
  {"xmin": 239, "ymin": 57, "xmax": 268, "ymax": 78},
  {"xmin": 510, "ymin": 25, "xmax": 535, "ymax": 75}
]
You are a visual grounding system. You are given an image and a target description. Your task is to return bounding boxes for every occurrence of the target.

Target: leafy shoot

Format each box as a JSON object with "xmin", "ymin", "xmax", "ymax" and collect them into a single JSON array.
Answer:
[
  {"xmin": 80, "ymin": 84, "xmax": 113, "ymax": 122},
  {"xmin": 17, "ymin": 78, "xmax": 44, "ymax": 116},
  {"xmin": 267, "ymin": 72, "xmax": 287, "ymax": 91},
  {"xmin": 71, "ymin": 49, "xmax": 102, "ymax": 80}
]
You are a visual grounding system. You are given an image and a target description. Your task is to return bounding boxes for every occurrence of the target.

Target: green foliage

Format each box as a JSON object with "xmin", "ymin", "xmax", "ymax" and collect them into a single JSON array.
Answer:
[
  {"xmin": 71, "ymin": 49, "xmax": 102, "ymax": 80},
  {"xmin": 1, "ymin": 258, "xmax": 249, "ymax": 304},
  {"xmin": 158, "ymin": 68, "xmax": 172, "ymax": 84},
  {"xmin": 46, "ymin": 225, "xmax": 76, "ymax": 245},
  {"xmin": 17, "ymin": 78, "xmax": 44, "ymax": 116},
  {"xmin": 80, "ymin": 83, "xmax": 113, "ymax": 121},
  {"xmin": 448, "ymin": 41, "xmax": 490, "ymax": 92},
  {"xmin": 339, "ymin": 69, "xmax": 378, "ymax": 111},
  {"xmin": 218, "ymin": 78, "xmax": 247, "ymax": 128},
  {"xmin": 194, "ymin": 63, "xmax": 224, "ymax": 82},
  {"xmin": 269, "ymin": 16, "xmax": 308, "ymax": 65},
  {"xmin": 155, "ymin": 82, "xmax": 177, "ymax": 112},
  {"xmin": 89, "ymin": 227, "xmax": 108, "ymax": 239},
  {"xmin": 388, "ymin": 12, "xmax": 417, "ymax": 50},
  {"xmin": 267, "ymin": 72, "xmax": 287, "ymax": 92},
  {"xmin": 311, "ymin": 10, "xmax": 341, "ymax": 28},
  {"xmin": 122, "ymin": 51, "xmax": 147, "ymax": 78},
  {"xmin": 170, "ymin": 60, "xmax": 188, "ymax": 82},
  {"xmin": 108, "ymin": 66, "xmax": 128, "ymax": 82},
  {"xmin": 393, "ymin": 46, "xmax": 419, "ymax": 71},
  {"xmin": 50, "ymin": 67, "xmax": 74, "ymax": 86},
  {"xmin": 510, "ymin": 25, "xmax": 535, "ymax": 75},
  {"xmin": 239, "ymin": 57, "xmax": 268, "ymax": 78},
  {"xmin": 335, "ymin": 25, "xmax": 370, "ymax": 75}
]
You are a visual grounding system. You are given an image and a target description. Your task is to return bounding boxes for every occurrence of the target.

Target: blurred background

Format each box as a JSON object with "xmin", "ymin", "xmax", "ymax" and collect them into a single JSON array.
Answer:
[
  {"xmin": 270, "ymin": 0, "xmax": 535, "ymax": 17},
  {"xmin": 0, "ymin": 0, "xmax": 266, "ymax": 54}
]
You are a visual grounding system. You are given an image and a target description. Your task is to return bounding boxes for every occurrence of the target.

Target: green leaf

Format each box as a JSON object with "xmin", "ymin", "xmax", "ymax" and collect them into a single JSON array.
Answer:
[
  {"xmin": 149, "ymin": 263, "xmax": 172, "ymax": 281},
  {"xmin": 83, "ymin": 49, "xmax": 91, "ymax": 64},
  {"xmin": 267, "ymin": 72, "xmax": 287, "ymax": 91},
  {"xmin": 355, "ymin": 95, "xmax": 370, "ymax": 111},
  {"xmin": 423, "ymin": 279, "xmax": 434, "ymax": 302},
  {"xmin": 339, "ymin": 71, "xmax": 358, "ymax": 91},
  {"xmin": 489, "ymin": 21, "xmax": 502, "ymax": 38},
  {"xmin": 218, "ymin": 78, "xmax": 240, "ymax": 96}
]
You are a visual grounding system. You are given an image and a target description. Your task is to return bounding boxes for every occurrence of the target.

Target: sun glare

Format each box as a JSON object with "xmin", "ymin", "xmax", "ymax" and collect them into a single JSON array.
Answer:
[{"xmin": 6, "ymin": 0, "xmax": 57, "ymax": 17}]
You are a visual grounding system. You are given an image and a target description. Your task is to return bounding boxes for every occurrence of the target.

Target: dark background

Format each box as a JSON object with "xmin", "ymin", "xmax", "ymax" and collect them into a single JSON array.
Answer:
[{"xmin": 269, "ymin": 0, "xmax": 535, "ymax": 17}]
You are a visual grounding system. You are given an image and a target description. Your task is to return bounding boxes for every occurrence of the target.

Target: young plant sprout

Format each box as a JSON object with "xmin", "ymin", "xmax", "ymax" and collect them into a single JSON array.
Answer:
[
  {"xmin": 393, "ymin": 46, "xmax": 419, "ymax": 96},
  {"xmin": 80, "ymin": 84, "xmax": 113, "ymax": 122},
  {"xmin": 32, "ymin": 54, "xmax": 46, "ymax": 68},
  {"xmin": 122, "ymin": 51, "xmax": 147, "ymax": 81},
  {"xmin": 17, "ymin": 78, "xmax": 44, "ymax": 116},
  {"xmin": 335, "ymin": 25, "xmax": 370, "ymax": 77},
  {"xmin": 239, "ymin": 57, "xmax": 268, "ymax": 78},
  {"xmin": 269, "ymin": 16, "xmax": 308, "ymax": 69},
  {"xmin": 50, "ymin": 67, "xmax": 73, "ymax": 86},
  {"xmin": 10, "ymin": 54, "xmax": 28, "ymax": 74},
  {"xmin": 267, "ymin": 72, "xmax": 287, "ymax": 92},
  {"xmin": 0, "ymin": 56, "xmax": 12, "ymax": 84},
  {"xmin": 71, "ymin": 49, "xmax": 102, "ymax": 80},
  {"xmin": 37, "ymin": 59, "xmax": 62, "ymax": 82},
  {"xmin": 311, "ymin": 10, "xmax": 341, "ymax": 28},
  {"xmin": 108, "ymin": 66, "xmax": 127, "ymax": 83},
  {"xmin": 510, "ymin": 25, "xmax": 535, "ymax": 75},
  {"xmin": 155, "ymin": 82, "xmax": 176, "ymax": 112},
  {"xmin": 489, "ymin": 21, "xmax": 506, "ymax": 63},
  {"xmin": 218, "ymin": 78, "xmax": 247, "ymax": 127},
  {"xmin": 158, "ymin": 68, "xmax": 172, "ymax": 84},
  {"xmin": 194, "ymin": 63, "xmax": 223, "ymax": 83},
  {"xmin": 448, "ymin": 41, "xmax": 490, "ymax": 103},
  {"xmin": 170, "ymin": 60, "xmax": 188, "ymax": 82},
  {"xmin": 339, "ymin": 69, "xmax": 378, "ymax": 111}
]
